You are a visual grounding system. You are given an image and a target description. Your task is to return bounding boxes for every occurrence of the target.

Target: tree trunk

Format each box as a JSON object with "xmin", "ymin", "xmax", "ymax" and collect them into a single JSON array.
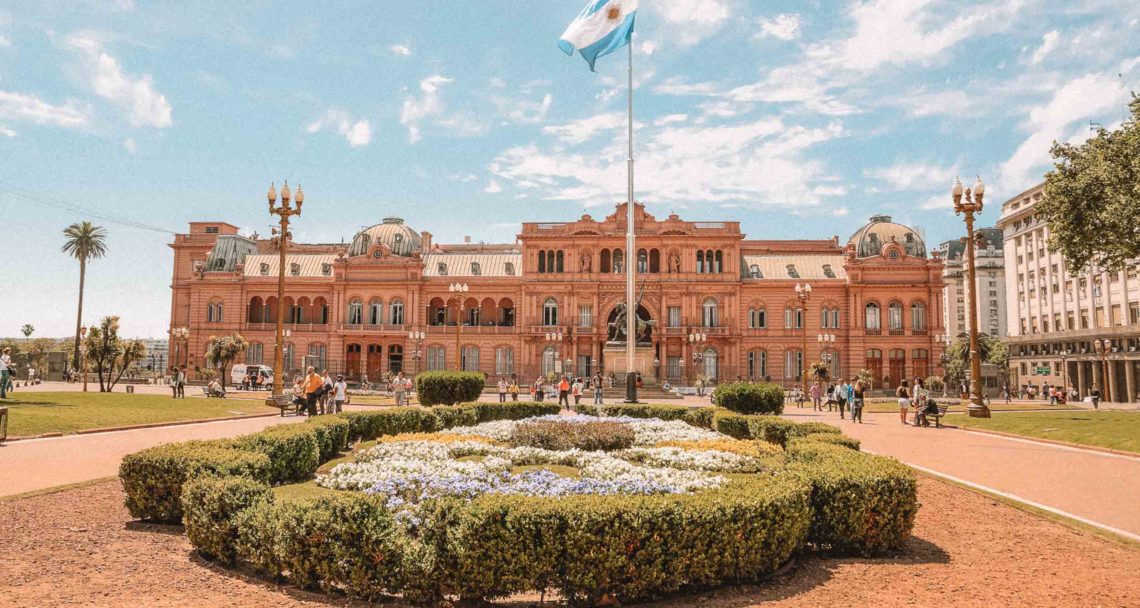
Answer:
[{"xmin": 73, "ymin": 257, "xmax": 86, "ymax": 377}]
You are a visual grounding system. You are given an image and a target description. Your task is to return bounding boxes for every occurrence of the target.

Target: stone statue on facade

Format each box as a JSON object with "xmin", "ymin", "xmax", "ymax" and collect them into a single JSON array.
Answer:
[
  {"xmin": 579, "ymin": 252, "xmax": 592, "ymax": 273},
  {"xmin": 607, "ymin": 284, "xmax": 656, "ymax": 344},
  {"xmin": 668, "ymin": 252, "xmax": 681, "ymax": 273}
]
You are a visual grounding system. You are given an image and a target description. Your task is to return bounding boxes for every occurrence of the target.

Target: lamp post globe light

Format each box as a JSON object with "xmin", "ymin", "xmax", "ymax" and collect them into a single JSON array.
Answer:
[
  {"xmin": 408, "ymin": 330, "xmax": 425, "ymax": 382},
  {"xmin": 449, "ymin": 283, "xmax": 468, "ymax": 371},
  {"xmin": 952, "ymin": 176, "xmax": 990, "ymax": 418},
  {"xmin": 794, "ymin": 282, "xmax": 812, "ymax": 397},
  {"xmin": 267, "ymin": 181, "xmax": 304, "ymax": 397},
  {"xmin": 688, "ymin": 330, "xmax": 707, "ymax": 389},
  {"xmin": 817, "ymin": 333, "xmax": 836, "ymax": 378}
]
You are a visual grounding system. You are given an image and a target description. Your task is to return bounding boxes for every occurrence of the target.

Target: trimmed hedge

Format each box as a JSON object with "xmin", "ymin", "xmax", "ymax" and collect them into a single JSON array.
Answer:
[
  {"xmin": 230, "ymin": 424, "xmax": 321, "ymax": 484},
  {"xmin": 462, "ymin": 401, "xmax": 561, "ymax": 421},
  {"xmin": 786, "ymin": 442, "xmax": 917, "ymax": 554},
  {"xmin": 429, "ymin": 404, "xmax": 480, "ymax": 429},
  {"xmin": 340, "ymin": 408, "xmax": 439, "ymax": 443},
  {"xmin": 713, "ymin": 411, "xmax": 842, "ymax": 447},
  {"xmin": 415, "ymin": 371, "xmax": 485, "ymax": 406},
  {"xmin": 182, "ymin": 476, "xmax": 273, "ymax": 565},
  {"xmin": 788, "ymin": 433, "xmax": 861, "ymax": 452},
  {"xmin": 712, "ymin": 382, "xmax": 785, "ymax": 415},
  {"xmin": 305, "ymin": 416, "xmax": 351, "ymax": 461},
  {"xmin": 119, "ymin": 441, "xmax": 271, "ymax": 523},
  {"xmin": 573, "ymin": 403, "xmax": 715, "ymax": 428},
  {"xmin": 193, "ymin": 475, "xmax": 811, "ymax": 604}
]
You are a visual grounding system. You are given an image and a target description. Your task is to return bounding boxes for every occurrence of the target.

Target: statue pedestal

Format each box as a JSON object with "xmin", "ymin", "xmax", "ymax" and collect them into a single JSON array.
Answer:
[{"xmin": 604, "ymin": 344, "xmax": 655, "ymax": 377}]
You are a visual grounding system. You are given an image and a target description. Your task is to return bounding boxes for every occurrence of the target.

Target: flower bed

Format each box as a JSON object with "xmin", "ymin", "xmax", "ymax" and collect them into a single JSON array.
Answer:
[{"xmin": 129, "ymin": 404, "xmax": 917, "ymax": 605}]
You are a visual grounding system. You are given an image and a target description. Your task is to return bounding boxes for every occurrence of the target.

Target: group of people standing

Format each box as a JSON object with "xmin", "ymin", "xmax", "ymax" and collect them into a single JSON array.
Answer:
[
  {"xmin": 894, "ymin": 378, "xmax": 942, "ymax": 427},
  {"xmin": 804, "ymin": 378, "xmax": 868, "ymax": 423},
  {"xmin": 168, "ymin": 365, "xmax": 187, "ymax": 398},
  {"xmin": 290, "ymin": 366, "xmax": 349, "ymax": 416},
  {"xmin": 510, "ymin": 372, "xmax": 609, "ymax": 410}
]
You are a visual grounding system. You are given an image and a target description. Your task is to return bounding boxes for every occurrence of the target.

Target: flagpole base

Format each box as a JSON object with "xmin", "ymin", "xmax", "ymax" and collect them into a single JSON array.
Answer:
[{"xmin": 624, "ymin": 371, "xmax": 639, "ymax": 404}]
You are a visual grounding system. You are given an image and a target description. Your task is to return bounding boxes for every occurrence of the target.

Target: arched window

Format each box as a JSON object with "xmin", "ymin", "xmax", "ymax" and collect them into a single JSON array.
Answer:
[
  {"xmin": 649, "ymin": 249, "xmax": 660, "ymax": 273},
  {"xmin": 696, "ymin": 250, "xmax": 705, "ymax": 274},
  {"xmin": 714, "ymin": 250, "xmax": 723, "ymax": 273},
  {"xmin": 911, "ymin": 301, "xmax": 927, "ymax": 330},
  {"xmin": 541, "ymin": 346, "xmax": 559, "ymax": 376},
  {"xmin": 207, "ymin": 301, "xmax": 223, "ymax": 323},
  {"xmin": 703, "ymin": 348, "xmax": 718, "ymax": 379},
  {"xmin": 747, "ymin": 350, "xmax": 767, "ymax": 380},
  {"xmin": 831, "ymin": 308, "xmax": 841, "ymax": 329},
  {"xmin": 702, "ymin": 298, "xmax": 718, "ymax": 327},
  {"xmin": 749, "ymin": 307, "xmax": 766, "ymax": 329},
  {"xmin": 637, "ymin": 249, "xmax": 648, "ymax": 273},
  {"xmin": 865, "ymin": 348, "xmax": 883, "ymax": 385},
  {"xmin": 546, "ymin": 251, "xmax": 555, "ymax": 273},
  {"xmin": 348, "ymin": 299, "xmax": 363, "ymax": 325},
  {"xmin": 612, "ymin": 249, "xmax": 624, "ymax": 273},
  {"xmin": 600, "ymin": 249, "xmax": 611, "ymax": 273},
  {"xmin": 865, "ymin": 302, "xmax": 881, "ymax": 330},
  {"xmin": 784, "ymin": 306, "xmax": 803, "ymax": 329},
  {"xmin": 821, "ymin": 306, "xmax": 830, "ymax": 329},
  {"xmin": 495, "ymin": 347, "xmax": 514, "ymax": 375},
  {"xmin": 542, "ymin": 298, "xmax": 559, "ymax": 326},
  {"xmin": 389, "ymin": 299, "xmax": 405, "ymax": 325},
  {"xmin": 368, "ymin": 299, "xmax": 383, "ymax": 325},
  {"xmin": 314, "ymin": 297, "xmax": 329, "ymax": 324},
  {"xmin": 888, "ymin": 302, "xmax": 904, "ymax": 331},
  {"xmin": 912, "ymin": 349, "xmax": 930, "ymax": 379},
  {"xmin": 887, "ymin": 348, "xmax": 906, "ymax": 388},
  {"xmin": 749, "ymin": 264, "xmax": 761, "ymax": 279},
  {"xmin": 538, "ymin": 251, "xmax": 546, "ymax": 273},
  {"xmin": 555, "ymin": 250, "xmax": 564, "ymax": 273},
  {"xmin": 247, "ymin": 297, "xmax": 264, "ymax": 323}
]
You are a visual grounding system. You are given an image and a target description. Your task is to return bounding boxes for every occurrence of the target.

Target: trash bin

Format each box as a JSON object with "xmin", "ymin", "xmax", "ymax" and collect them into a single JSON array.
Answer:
[{"xmin": 126, "ymin": 385, "xmax": 135, "ymax": 394}]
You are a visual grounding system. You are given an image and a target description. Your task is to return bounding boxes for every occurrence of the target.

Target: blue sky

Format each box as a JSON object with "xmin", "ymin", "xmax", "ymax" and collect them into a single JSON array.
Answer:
[{"xmin": 2, "ymin": 0, "xmax": 1138, "ymax": 338}]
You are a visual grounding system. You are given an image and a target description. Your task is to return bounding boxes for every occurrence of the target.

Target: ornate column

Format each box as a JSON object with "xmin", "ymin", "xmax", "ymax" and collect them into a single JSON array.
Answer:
[
  {"xmin": 1076, "ymin": 361, "xmax": 1087, "ymax": 398},
  {"xmin": 1124, "ymin": 359, "xmax": 1136, "ymax": 404},
  {"xmin": 1107, "ymin": 359, "xmax": 1119, "ymax": 403}
]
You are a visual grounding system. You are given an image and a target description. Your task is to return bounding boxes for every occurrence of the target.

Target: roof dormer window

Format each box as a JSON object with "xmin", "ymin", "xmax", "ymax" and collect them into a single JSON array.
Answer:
[
  {"xmin": 505, "ymin": 262, "xmax": 515, "ymax": 276},
  {"xmin": 786, "ymin": 264, "xmax": 799, "ymax": 279},
  {"xmin": 290, "ymin": 262, "xmax": 301, "ymax": 276},
  {"xmin": 321, "ymin": 263, "xmax": 331, "ymax": 276},
  {"xmin": 438, "ymin": 262, "xmax": 448, "ymax": 276},
  {"xmin": 471, "ymin": 262, "xmax": 481, "ymax": 276},
  {"xmin": 259, "ymin": 263, "xmax": 270, "ymax": 276},
  {"xmin": 822, "ymin": 264, "xmax": 835, "ymax": 278},
  {"xmin": 749, "ymin": 264, "xmax": 761, "ymax": 279}
]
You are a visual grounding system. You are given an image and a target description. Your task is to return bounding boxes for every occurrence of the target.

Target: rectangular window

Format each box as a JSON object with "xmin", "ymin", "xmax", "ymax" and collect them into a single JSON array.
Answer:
[
  {"xmin": 578, "ymin": 305, "xmax": 593, "ymax": 327},
  {"xmin": 1131, "ymin": 302, "xmax": 1140, "ymax": 324},
  {"xmin": 1080, "ymin": 311, "xmax": 1089, "ymax": 329},
  {"xmin": 666, "ymin": 356, "xmax": 681, "ymax": 381},
  {"xmin": 668, "ymin": 306, "xmax": 682, "ymax": 328},
  {"xmin": 784, "ymin": 351, "xmax": 802, "ymax": 379},
  {"xmin": 462, "ymin": 346, "xmax": 480, "ymax": 372},
  {"xmin": 495, "ymin": 347, "xmax": 514, "ymax": 375},
  {"xmin": 1111, "ymin": 304, "xmax": 1122, "ymax": 326},
  {"xmin": 750, "ymin": 308, "xmax": 767, "ymax": 329},
  {"xmin": 427, "ymin": 346, "xmax": 446, "ymax": 371}
]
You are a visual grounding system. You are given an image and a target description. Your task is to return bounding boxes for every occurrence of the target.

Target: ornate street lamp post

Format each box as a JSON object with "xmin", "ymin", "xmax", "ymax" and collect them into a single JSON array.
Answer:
[
  {"xmin": 952, "ymin": 176, "xmax": 990, "ymax": 417},
  {"xmin": 545, "ymin": 330, "xmax": 564, "ymax": 378},
  {"xmin": 688, "ymin": 330, "xmax": 707, "ymax": 390},
  {"xmin": 818, "ymin": 333, "xmax": 836, "ymax": 379},
  {"xmin": 267, "ymin": 181, "xmax": 304, "ymax": 397},
  {"xmin": 408, "ymin": 330, "xmax": 425, "ymax": 381},
  {"xmin": 1093, "ymin": 339, "xmax": 1109, "ymax": 401},
  {"xmin": 449, "ymin": 283, "xmax": 469, "ymax": 370},
  {"xmin": 1059, "ymin": 348, "xmax": 1070, "ymax": 395},
  {"xmin": 794, "ymin": 283, "xmax": 812, "ymax": 397}
]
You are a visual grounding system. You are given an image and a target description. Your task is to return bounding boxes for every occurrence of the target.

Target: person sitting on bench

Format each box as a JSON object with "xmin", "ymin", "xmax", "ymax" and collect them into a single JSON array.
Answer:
[
  {"xmin": 207, "ymin": 377, "xmax": 226, "ymax": 398},
  {"xmin": 914, "ymin": 395, "xmax": 939, "ymax": 427}
]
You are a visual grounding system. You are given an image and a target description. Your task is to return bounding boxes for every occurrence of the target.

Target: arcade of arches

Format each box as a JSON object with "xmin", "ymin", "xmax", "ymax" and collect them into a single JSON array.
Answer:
[{"xmin": 170, "ymin": 205, "xmax": 946, "ymax": 388}]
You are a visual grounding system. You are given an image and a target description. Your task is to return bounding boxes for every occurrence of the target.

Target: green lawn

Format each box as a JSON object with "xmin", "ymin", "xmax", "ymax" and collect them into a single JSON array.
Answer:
[
  {"xmin": 860, "ymin": 400, "xmax": 1080, "ymax": 413},
  {"xmin": 944, "ymin": 410, "xmax": 1140, "ymax": 454},
  {"xmin": 2, "ymin": 391, "xmax": 279, "ymax": 437}
]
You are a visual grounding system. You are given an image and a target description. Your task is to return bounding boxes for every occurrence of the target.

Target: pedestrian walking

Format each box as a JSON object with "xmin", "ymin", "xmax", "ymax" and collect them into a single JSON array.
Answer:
[
  {"xmin": 572, "ymin": 377, "xmax": 583, "ymax": 405},
  {"xmin": 835, "ymin": 378, "xmax": 849, "ymax": 419},
  {"xmin": 393, "ymin": 371, "xmax": 408, "ymax": 406},
  {"xmin": 508, "ymin": 378, "xmax": 519, "ymax": 401},
  {"xmin": 810, "ymin": 382, "xmax": 822, "ymax": 411},
  {"xmin": 896, "ymin": 380, "xmax": 911, "ymax": 425},
  {"xmin": 592, "ymin": 371, "xmax": 604, "ymax": 405},
  {"xmin": 558, "ymin": 375, "xmax": 571, "ymax": 410},
  {"xmin": 302, "ymin": 366, "xmax": 323, "ymax": 416},
  {"xmin": 332, "ymin": 375, "xmax": 347, "ymax": 414},
  {"xmin": 497, "ymin": 376, "xmax": 508, "ymax": 403},
  {"xmin": 169, "ymin": 366, "xmax": 179, "ymax": 398},
  {"xmin": 533, "ymin": 376, "xmax": 545, "ymax": 402},
  {"xmin": 1090, "ymin": 386, "xmax": 1101, "ymax": 409},
  {"xmin": 0, "ymin": 347, "xmax": 12, "ymax": 399},
  {"xmin": 851, "ymin": 380, "xmax": 865, "ymax": 423},
  {"xmin": 177, "ymin": 366, "xmax": 187, "ymax": 398}
]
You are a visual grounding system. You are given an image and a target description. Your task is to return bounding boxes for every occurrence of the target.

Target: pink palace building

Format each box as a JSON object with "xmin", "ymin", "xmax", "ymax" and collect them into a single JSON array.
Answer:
[{"xmin": 169, "ymin": 203, "xmax": 946, "ymax": 389}]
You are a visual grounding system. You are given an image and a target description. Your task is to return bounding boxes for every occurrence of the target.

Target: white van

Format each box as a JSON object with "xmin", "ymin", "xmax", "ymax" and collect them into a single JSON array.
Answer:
[{"xmin": 231, "ymin": 364, "xmax": 274, "ymax": 390}]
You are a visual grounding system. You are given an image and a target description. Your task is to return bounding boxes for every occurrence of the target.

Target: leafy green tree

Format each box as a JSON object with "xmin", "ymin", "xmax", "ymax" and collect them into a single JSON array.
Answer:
[
  {"xmin": 205, "ymin": 333, "xmax": 249, "ymax": 387},
  {"xmin": 62, "ymin": 222, "xmax": 108, "ymax": 371},
  {"xmin": 83, "ymin": 316, "xmax": 146, "ymax": 392},
  {"xmin": 854, "ymin": 368, "xmax": 874, "ymax": 390},
  {"xmin": 944, "ymin": 332, "xmax": 1007, "ymax": 385},
  {"xmin": 28, "ymin": 337, "xmax": 59, "ymax": 369},
  {"xmin": 1038, "ymin": 95, "xmax": 1140, "ymax": 272},
  {"xmin": 808, "ymin": 360, "xmax": 830, "ymax": 384}
]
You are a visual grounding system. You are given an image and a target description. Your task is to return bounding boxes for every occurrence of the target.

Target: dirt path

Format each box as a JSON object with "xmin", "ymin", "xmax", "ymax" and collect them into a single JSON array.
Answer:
[
  {"xmin": 782, "ymin": 407, "xmax": 1140, "ymax": 539},
  {"xmin": 0, "ymin": 477, "xmax": 1136, "ymax": 607}
]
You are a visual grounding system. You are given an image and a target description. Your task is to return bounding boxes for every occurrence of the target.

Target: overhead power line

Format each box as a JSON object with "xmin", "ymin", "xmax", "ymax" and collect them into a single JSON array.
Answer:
[{"xmin": 0, "ymin": 179, "xmax": 177, "ymax": 235}]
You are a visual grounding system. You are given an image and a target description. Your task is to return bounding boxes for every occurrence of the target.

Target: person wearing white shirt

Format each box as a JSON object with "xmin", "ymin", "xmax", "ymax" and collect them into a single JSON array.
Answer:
[
  {"xmin": 0, "ymin": 347, "xmax": 12, "ymax": 398},
  {"xmin": 332, "ymin": 375, "xmax": 348, "ymax": 413}
]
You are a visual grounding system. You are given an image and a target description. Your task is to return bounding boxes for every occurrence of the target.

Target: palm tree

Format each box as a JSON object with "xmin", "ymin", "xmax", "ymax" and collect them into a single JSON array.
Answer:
[
  {"xmin": 21, "ymin": 324, "xmax": 34, "ymax": 341},
  {"xmin": 62, "ymin": 222, "xmax": 108, "ymax": 372}
]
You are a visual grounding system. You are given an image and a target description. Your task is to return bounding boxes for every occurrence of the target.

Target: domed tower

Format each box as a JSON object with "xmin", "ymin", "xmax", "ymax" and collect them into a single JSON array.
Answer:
[
  {"xmin": 847, "ymin": 215, "xmax": 927, "ymax": 259},
  {"xmin": 348, "ymin": 217, "xmax": 423, "ymax": 257}
]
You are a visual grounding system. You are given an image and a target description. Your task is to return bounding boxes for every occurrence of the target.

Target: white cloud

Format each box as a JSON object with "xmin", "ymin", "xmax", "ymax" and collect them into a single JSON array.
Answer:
[
  {"xmin": 389, "ymin": 43, "xmax": 411, "ymax": 56},
  {"xmin": 0, "ymin": 90, "xmax": 89, "ymax": 129},
  {"xmin": 67, "ymin": 33, "xmax": 172, "ymax": 128},
  {"xmin": 999, "ymin": 71, "xmax": 1128, "ymax": 191},
  {"xmin": 306, "ymin": 109, "xmax": 372, "ymax": 147},
  {"xmin": 832, "ymin": 206, "xmax": 850, "ymax": 217},
  {"xmin": 497, "ymin": 93, "xmax": 553, "ymax": 124},
  {"xmin": 484, "ymin": 179, "xmax": 502, "ymax": 194},
  {"xmin": 449, "ymin": 173, "xmax": 478, "ymax": 183},
  {"xmin": 648, "ymin": 0, "xmax": 732, "ymax": 46},
  {"xmin": 653, "ymin": 114, "xmax": 688, "ymax": 126},
  {"xmin": 757, "ymin": 14, "xmax": 800, "ymax": 41},
  {"xmin": 867, "ymin": 161, "xmax": 958, "ymax": 191},
  {"xmin": 919, "ymin": 192, "xmax": 952, "ymax": 210},
  {"xmin": 541, "ymin": 112, "xmax": 627, "ymax": 145},
  {"xmin": 639, "ymin": 41, "xmax": 657, "ymax": 55},
  {"xmin": 888, "ymin": 87, "xmax": 982, "ymax": 118},
  {"xmin": 1030, "ymin": 30, "xmax": 1060, "ymax": 64},
  {"xmin": 492, "ymin": 115, "xmax": 845, "ymax": 209},
  {"xmin": 400, "ymin": 74, "xmax": 452, "ymax": 143},
  {"xmin": 0, "ymin": 35, "xmax": 11, "ymax": 48},
  {"xmin": 0, "ymin": 125, "xmax": 16, "ymax": 137},
  {"xmin": 652, "ymin": 77, "xmax": 719, "ymax": 97},
  {"xmin": 123, "ymin": 138, "xmax": 136, "ymax": 153}
]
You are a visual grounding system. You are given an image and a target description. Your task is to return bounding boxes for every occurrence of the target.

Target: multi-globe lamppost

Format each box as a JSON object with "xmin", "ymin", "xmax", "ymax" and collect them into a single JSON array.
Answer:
[
  {"xmin": 794, "ymin": 283, "xmax": 812, "ymax": 397},
  {"xmin": 952, "ymin": 176, "xmax": 991, "ymax": 418},
  {"xmin": 448, "ymin": 283, "xmax": 469, "ymax": 370},
  {"xmin": 267, "ymin": 181, "xmax": 304, "ymax": 397}
]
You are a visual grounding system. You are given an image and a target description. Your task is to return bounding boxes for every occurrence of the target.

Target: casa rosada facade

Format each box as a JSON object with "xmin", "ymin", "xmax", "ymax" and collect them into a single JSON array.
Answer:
[{"xmin": 169, "ymin": 203, "xmax": 946, "ymax": 388}]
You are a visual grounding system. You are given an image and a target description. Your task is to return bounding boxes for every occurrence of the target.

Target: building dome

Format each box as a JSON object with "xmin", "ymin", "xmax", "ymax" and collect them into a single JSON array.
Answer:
[
  {"xmin": 847, "ymin": 215, "xmax": 926, "ymax": 258},
  {"xmin": 348, "ymin": 217, "xmax": 422, "ymax": 257}
]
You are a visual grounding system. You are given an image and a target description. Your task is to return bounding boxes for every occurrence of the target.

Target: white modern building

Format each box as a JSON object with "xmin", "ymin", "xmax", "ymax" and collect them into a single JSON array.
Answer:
[
  {"xmin": 997, "ymin": 183, "xmax": 1140, "ymax": 402},
  {"xmin": 938, "ymin": 227, "xmax": 1006, "ymax": 340}
]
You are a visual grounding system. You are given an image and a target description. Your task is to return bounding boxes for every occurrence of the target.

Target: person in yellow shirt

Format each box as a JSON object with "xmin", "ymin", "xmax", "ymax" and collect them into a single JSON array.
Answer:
[{"xmin": 302, "ymin": 366, "xmax": 323, "ymax": 416}]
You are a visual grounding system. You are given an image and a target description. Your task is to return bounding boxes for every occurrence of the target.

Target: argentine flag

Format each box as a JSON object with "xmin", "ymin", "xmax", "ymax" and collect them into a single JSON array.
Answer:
[{"xmin": 558, "ymin": 0, "xmax": 638, "ymax": 71}]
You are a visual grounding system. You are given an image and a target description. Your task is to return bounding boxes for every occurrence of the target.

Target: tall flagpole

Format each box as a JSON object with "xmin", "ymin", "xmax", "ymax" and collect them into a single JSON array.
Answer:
[{"xmin": 624, "ymin": 40, "xmax": 638, "ymax": 403}]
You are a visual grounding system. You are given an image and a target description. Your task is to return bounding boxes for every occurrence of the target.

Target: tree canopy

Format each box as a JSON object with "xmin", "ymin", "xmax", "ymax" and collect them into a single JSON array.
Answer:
[
  {"xmin": 1038, "ymin": 95, "xmax": 1140, "ymax": 272},
  {"xmin": 83, "ymin": 316, "xmax": 146, "ymax": 392}
]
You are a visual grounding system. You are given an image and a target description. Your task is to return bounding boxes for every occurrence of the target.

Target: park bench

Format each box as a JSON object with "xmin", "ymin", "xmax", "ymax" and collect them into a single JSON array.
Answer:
[
  {"xmin": 918, "ymin": 401, "xmax": 951, "ymax": 428},
  {"xmin": 269, "ymin": 394, "xmax": 296, "ymax": 416},
  {"xmin": 200, "ymin": 387, "xmax": 226, "ymax": 399}
]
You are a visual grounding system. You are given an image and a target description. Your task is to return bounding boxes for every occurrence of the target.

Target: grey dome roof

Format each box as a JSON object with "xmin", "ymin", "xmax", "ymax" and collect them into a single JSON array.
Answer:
[
  {"xmin": 348, "ymin": 217, "xmax": 422, "ymax": 257},
  {"xmin": 847, "ymin": 215, "xmax": 926, "ymax": 258}
]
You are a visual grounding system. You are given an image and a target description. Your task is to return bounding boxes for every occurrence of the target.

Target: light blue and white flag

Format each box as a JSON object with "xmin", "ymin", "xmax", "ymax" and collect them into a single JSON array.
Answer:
[{"xmin": 558, "ymin": 0, "xmax": 638, "ymax": 71}]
